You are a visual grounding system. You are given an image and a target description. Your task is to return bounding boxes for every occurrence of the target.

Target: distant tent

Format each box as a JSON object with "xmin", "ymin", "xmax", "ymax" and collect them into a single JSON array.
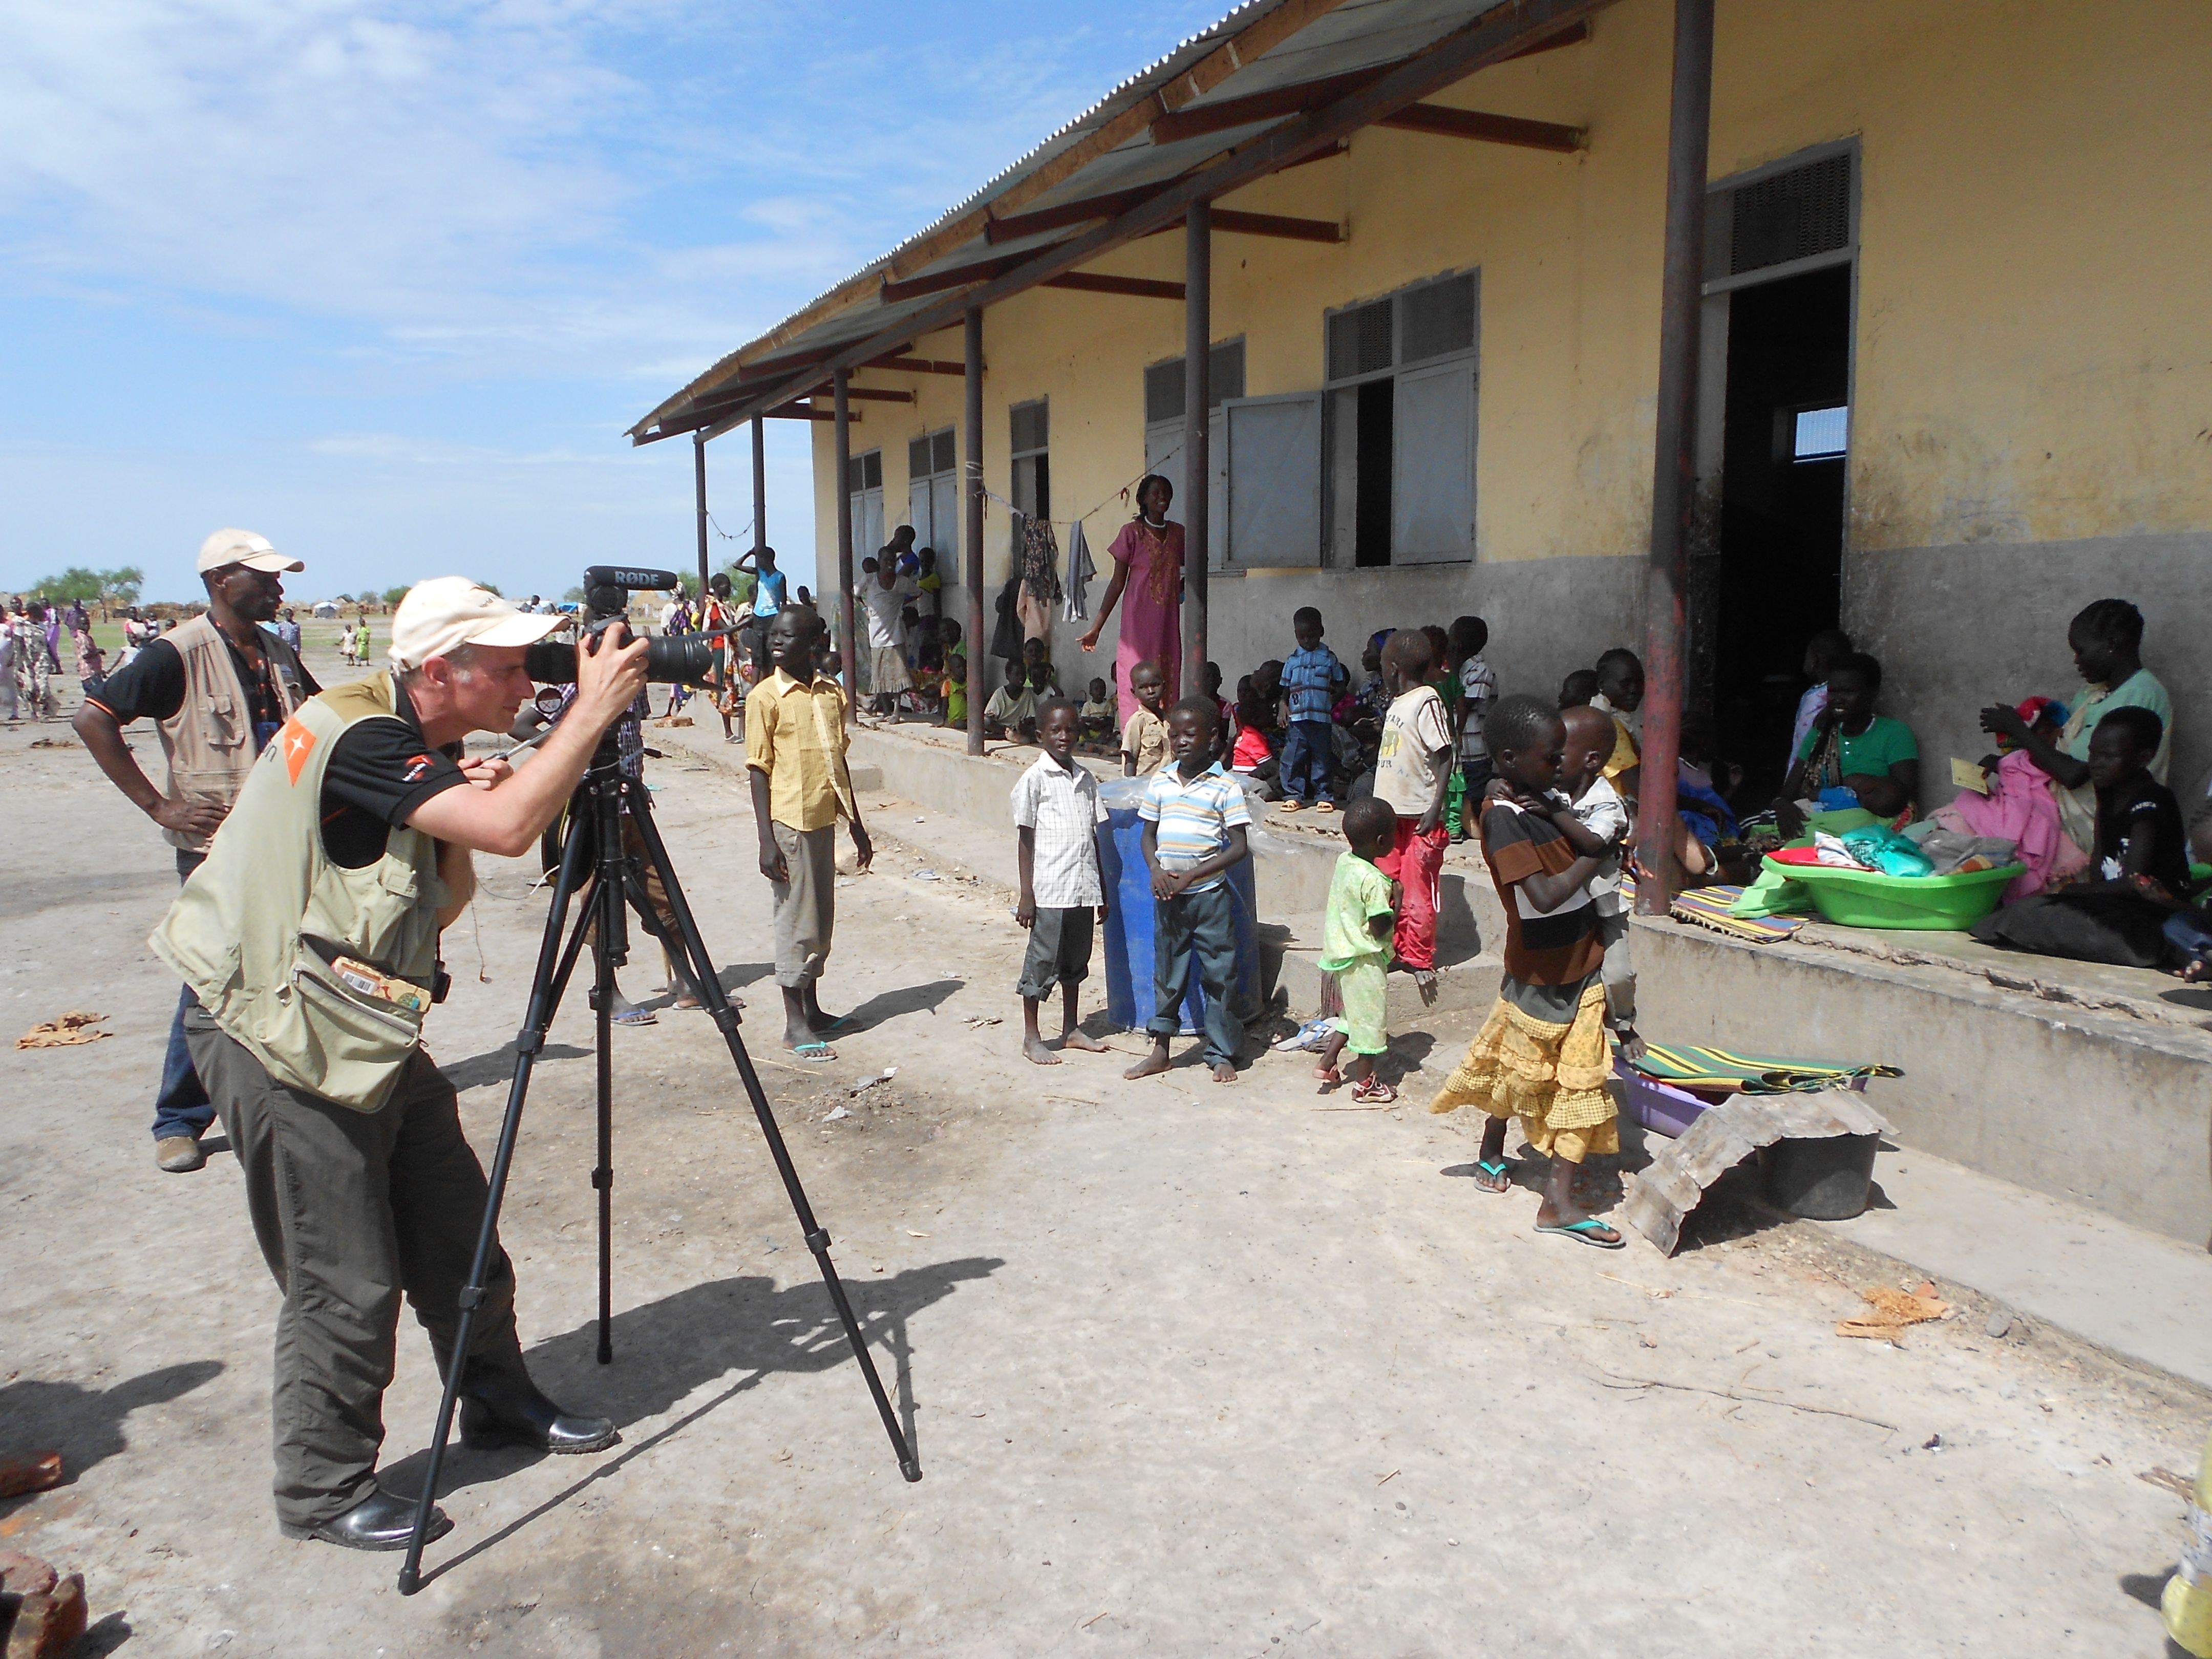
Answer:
[{"xmin": 311, "ymin": 600, "xmax": 340, "ymax": 618}]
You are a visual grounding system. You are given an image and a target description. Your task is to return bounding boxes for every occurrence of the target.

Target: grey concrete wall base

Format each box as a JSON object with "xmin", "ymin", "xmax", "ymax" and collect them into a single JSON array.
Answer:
[{"xmin": 1631, "ymin": 914, "xmax": 2212, "ymax": 1247}]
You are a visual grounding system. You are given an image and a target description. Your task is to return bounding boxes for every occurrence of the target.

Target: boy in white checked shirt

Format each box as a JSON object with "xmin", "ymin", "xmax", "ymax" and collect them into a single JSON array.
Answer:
[{"xmin": 1013, "ymin": 698, "xmax": 1112, "ymax": 1065}]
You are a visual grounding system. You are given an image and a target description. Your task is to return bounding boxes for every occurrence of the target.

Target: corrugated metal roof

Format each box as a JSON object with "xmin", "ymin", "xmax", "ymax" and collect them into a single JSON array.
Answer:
[{"xmin": 634, "ymin": 0, "xmax": 1545, "ymax": 439}]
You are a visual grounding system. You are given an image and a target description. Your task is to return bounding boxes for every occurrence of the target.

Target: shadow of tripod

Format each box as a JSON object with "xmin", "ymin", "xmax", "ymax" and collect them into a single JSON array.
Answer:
[{"xmin": 397, "ymin": 727, "xmax": 919, "ymax": 1592}]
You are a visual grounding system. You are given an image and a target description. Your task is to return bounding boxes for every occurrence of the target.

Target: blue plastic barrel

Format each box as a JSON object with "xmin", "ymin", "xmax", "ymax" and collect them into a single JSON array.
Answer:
[{"xmin": 1099, "ymin": 801, "xmax": 1259, "ymax": 1035}]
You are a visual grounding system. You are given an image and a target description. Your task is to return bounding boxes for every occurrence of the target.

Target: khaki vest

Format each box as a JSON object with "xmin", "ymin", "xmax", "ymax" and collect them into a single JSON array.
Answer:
[
  {"xmin": 155, "ymin": 614, "xmax": 309, "ymax": 854},
  {"xmin": 152, "ymin": 674, "xmax": 446, "ymax": 1112}
]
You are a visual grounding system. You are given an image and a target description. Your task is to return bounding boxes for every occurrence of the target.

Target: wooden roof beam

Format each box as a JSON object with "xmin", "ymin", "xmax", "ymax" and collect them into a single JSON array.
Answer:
[
  {"xmin": 1376, "ymin": 104, "xmax": 1584, "ymax": 151},
  {"xmin": 1148, "ymin": 68, "xmax": 1382, "ymax": 145},
  {"xmin": 869, "ymin": 355, "xmax": 967, "ymax": 376},
  {"xmin": 816, "ymin": 386, "xmax": 914, "ymax": 403},
  {"xmin": 1142, "ymin": 206, "xmax": 1343, "ymax": 243},
  {"xmin": 985, "ymin": 187, "xmax": 1169, "ymax": 244},
  {"xmin": 1045, "ymin": 272, "xmax": 1185, "ymax": 300},
  {"xmin": 763, "ymin": 405, "xmax": 853, "ymax": 421}
]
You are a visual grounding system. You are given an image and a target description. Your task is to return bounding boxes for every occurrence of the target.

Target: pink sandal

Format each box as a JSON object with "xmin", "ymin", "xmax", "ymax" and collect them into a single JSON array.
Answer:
[{"xmin": 1349, "ymin": 1076, "xmax": 1397, "ymax": 1104}]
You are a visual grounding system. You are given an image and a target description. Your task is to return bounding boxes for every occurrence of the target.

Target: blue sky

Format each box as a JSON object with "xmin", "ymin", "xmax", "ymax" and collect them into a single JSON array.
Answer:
[{"xmin": 0, "ymin": 0, "xmax": 1225, "ymax": 604}]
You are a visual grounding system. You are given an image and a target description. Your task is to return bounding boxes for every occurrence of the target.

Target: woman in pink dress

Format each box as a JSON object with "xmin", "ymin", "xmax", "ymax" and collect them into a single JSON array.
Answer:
[{"xmin": 1080, "ymin": 475, "xmax": 1184, "ymax": 724}]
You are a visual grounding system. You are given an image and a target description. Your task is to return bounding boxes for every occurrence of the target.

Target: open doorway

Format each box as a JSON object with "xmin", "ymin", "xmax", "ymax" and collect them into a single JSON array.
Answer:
[{"xmin": 1713, "ymin": 261, "xmax": 1852, "ymax": 796}]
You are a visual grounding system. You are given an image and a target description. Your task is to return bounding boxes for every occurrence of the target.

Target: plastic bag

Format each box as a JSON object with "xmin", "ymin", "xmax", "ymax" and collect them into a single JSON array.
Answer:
[{"xmin": 1838, "ymin": 825, "xmax": 1934, "ymax": 879}]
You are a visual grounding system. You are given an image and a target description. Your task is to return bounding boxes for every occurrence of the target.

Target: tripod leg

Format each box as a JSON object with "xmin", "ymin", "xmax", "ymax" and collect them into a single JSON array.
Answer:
[
  {"xmin": 398, "ymin": 806, "xmax": 595, "ymax": 1594},
  {"xmin": 591, "ymin": 780, "xmax": 628, "ymax": 1368},
  {"xmin": 625, "ymin": 796, "xmax": 921, "ymax": 1482}
]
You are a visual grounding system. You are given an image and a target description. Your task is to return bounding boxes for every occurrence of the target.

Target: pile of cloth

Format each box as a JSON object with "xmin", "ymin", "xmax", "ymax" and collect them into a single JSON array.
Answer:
[{"xmin": 1766, "ymin": 822, "xmax": 2019, "ymax": 880}]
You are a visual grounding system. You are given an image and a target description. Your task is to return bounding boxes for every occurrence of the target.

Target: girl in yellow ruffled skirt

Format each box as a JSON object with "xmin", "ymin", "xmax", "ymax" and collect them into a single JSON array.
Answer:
[{"xmin": 1429, "ymin": 695, "xmax": 1623, "ymax": 1248}]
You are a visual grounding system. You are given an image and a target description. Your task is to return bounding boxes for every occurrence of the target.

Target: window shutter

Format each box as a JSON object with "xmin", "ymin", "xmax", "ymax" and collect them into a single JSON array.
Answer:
[
  {"xmin": 1144, "ymin": 361, "xmax": 1184, "ymax": 424},
  {"xmin": 933, "ymin": 429, "xmax": 956, "ymax": 474},
  {"xmin": 1010, "ymin": 399, "xmax": 1049, "ymax": 456},
  {"xmin": 1392, "ymin": 364, "xmax": 1476, "ymax": 563},
  {"xmin": 908, "ymin": 435, "xmax": 931, "ymax": 478},
  {"xmin": 1223, "ymin": 394, "xmax": 1323, "ymax": 569}
]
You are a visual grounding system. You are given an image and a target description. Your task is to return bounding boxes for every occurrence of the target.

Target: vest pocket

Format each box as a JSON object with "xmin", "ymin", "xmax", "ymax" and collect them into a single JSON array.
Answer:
[{"xmin": 252, "ymin": 947, "xmax": 425, "ymax": 1109}]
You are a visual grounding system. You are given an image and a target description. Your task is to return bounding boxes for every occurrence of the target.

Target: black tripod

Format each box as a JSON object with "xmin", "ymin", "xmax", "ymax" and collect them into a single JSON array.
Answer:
[{"xmin": 397, "ymin": 730, "xmax": 919, "ymax": 1592}]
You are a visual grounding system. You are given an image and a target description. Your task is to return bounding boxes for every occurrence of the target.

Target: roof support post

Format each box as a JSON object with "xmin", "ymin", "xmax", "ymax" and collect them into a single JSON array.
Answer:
[
  {"xmin": 693, "ymin": 431, "xmax": 711, "ymax": 602},
  {"xmin": 751, "ymin": 415, "xmax": 767, "ymax": 554},
  {"xmin": 834, "ymin": 369, "xmax": 858, "ymax": 710},
  {"xmin": 1635, "ymin": 0, "xmax": 1714, "ymax": 913},
  {"xmin": 964, "ymin": 308, "xmax": 985, "ymax": 756},
  {"xmin": 1182, "ymin": 199, "xmax": 1210, "ymax": 697}
]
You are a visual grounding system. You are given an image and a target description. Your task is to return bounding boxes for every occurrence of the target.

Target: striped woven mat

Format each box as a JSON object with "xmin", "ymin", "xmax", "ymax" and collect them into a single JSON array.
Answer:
[
  {"xmin": 1666, "ymin": 883, "xmax": 1805, "ymax": 943},
  {"xmin": 1629, "ymin": 1042, "xmax": 1902, "ymax": 1096}
]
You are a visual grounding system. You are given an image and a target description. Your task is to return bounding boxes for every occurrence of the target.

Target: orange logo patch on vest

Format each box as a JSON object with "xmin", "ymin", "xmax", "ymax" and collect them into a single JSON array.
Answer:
[{"xmin": 280, "ymin": 717, "xmax": 317, "ymax": 784}]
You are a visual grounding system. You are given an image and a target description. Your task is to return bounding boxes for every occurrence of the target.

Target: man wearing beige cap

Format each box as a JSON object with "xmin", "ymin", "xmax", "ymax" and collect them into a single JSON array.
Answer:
[
  {"xmin": 148, "ymin": 576, "xmax": 651, "ymax": 1550},
  {"xmin": 78, "ymin": 528, "xmax": 317, "ymax": 1173}
]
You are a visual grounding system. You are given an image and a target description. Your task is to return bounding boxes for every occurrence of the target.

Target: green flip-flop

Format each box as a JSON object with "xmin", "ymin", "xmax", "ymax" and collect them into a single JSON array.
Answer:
[
  {"xmin": 1473, "ymin": 1159, "xmax": 1513, "ymax": 1194},
  {"xmin": 1536, "ymin": 1217, "xmax": 1625, "ymax": 1249},
  {"xmin": 791, "ymin": 1041, "xmax": 837, "ymax": 1062}
]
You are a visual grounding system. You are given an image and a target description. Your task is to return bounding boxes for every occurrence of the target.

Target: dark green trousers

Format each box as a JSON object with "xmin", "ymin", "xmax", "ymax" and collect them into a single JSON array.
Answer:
[{"xmin": 185, "ymin": 1007, "xmax": 531, "ymax": 1527}]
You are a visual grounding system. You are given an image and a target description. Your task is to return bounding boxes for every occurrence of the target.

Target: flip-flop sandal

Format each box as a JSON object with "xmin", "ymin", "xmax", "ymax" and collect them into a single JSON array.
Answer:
[
  {"xmin": 1473, "ymin": 1159, "xmax": 1513, "ymax": 1194},
  {"xmin": 1536, "ymin": 1217, "xmax": 1625, "ymax": 1249},
  {"xmin": 1349, "ymin": 1077, "xmax": 1396, "ymax": 1103},
  {"xmin": 1314, "ymin": 801, "xmax": 1336, "ymax": 814},
  {"xmin": 610, "ymin": 1006, "xmax": 657, "ymax": 1027},
  {"xmin": 790, "ymin": 1041, "xmax": 837, "ymax": 1062},
  {"xmin": 1277, "ymin": 800, "xmax": 1304, "ymax": 813}
]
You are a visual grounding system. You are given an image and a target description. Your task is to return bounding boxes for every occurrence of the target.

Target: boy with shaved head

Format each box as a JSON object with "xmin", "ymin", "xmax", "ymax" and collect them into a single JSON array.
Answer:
[{"xmin": 1372, "ymin": 628, "xmax": 1453, "ymax": 1006}]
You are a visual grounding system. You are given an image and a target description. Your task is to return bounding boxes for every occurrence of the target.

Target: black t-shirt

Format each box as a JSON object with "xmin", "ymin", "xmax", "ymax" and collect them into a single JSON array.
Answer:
[
  {"xmin": 2095, "ymin": 772, "xmax": 2189, "ymax": 896},
  {"xmin": 91, "ymin": 628, "xmax": 319, "ymax": 753},
  {"xmin": 320, "ymin": 679, "xmax": 469, "ymax": 867}
]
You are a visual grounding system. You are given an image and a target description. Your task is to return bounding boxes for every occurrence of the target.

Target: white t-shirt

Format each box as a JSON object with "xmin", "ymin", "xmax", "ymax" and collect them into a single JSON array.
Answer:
[
  {"xmin": 1569, "ymin": 774, "xmax": 1630, "ymax": 915},
  {"xmin": 860, "ymin": 576, "xmax": 914, "ymax": 650},
  {"xmin": 1373, "ymin": 686, "xmax": 1453, "ymax": 819}
]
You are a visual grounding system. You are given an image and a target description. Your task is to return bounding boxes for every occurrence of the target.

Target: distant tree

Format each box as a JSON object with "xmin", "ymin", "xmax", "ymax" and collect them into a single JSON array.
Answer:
[
  {"xmin": 479, "ymin": 582, "xmax": 503, "ymax": 597},
  {"xmin": 676, "ymin": 572, "xmax": 700, "ymax": 600},
  {"xmin": 99, "ymin": 567, "xmax": 144, "ymax": 618},
  {"xmin": 33, "ymin": 568, "xmax": 102, "ymax": 607},
  {"xmin": 561, "ymin": 586, "xmax": 586, "ymax": 604},
  {"xmin": 381, "ymin": 585, "xmax": 410, "ymax": 607}
]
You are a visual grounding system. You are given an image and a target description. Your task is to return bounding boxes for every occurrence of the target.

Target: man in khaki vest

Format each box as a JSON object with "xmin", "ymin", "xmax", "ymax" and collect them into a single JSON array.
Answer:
[
  {"xmin": 152, "ymin": 577, "xmax": 650, "ymax": 1550},
  {"xmin": 77, "ymin": 528, "xmax": 316, "ymax": 1173}
]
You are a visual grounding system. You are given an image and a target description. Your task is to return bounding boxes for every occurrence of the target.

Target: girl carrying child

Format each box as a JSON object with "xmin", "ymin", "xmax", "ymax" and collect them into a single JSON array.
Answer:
[{"xmin": 1430, "ymin": 695, "xmax": 1622, "ymax": 1248}]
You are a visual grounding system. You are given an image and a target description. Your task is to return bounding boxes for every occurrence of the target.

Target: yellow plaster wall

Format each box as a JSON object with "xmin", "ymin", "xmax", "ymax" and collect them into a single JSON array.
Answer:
[{"xmin": 810, "ymin": 0, "xmax": 2212, "ymax": 609}]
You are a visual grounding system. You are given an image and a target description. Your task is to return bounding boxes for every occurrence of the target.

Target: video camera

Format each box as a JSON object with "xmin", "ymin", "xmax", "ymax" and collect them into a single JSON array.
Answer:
[{"xmin": 522, "ymin": 565, "xmax": 717, "ymax": 686}]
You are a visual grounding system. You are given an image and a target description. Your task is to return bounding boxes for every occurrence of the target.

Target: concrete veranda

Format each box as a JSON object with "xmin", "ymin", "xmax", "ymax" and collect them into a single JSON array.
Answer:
[{"xmin": 1, "ymin": 689, "xmax": 2205, "ymax": 1655}]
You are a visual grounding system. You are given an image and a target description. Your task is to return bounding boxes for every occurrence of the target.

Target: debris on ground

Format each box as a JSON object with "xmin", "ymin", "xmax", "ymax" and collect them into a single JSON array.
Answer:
[
  {"xmin": 15, "ymin": 1012, "xmax": 111, "ymax": 1051},
  {"xmin": 654, "ymin": 715, "xmax": 694, "ymax": 727},
  {"xmin": 850, "ymin": 1067, "xmax": 898, "ymax": 1095},
  {"xmin": 1836, "ymin": 1283, "xmax": 1949, "ymax": 1343},
  {"xmin": 26, "ymin": 737, "xmax": 77, "ymax": 750},
  {"xmin": 1616, "ymin": 1091, "xmax": 1894, "ymax": 1255},
  {"xmin": 910, "ymin": 869, "xmax": 941, "ymax": 881},
  {"xmin": 0, "ymin": 1551, "xmax": 88, "ymax": 1659},
  {"xmin": 963, "ymin": 1016, "xmax": 1003, "ymax": 1030},
  {"xmin": 2141, "ymin": 1467, "xmax": 2197, "ymax": 1500},
  {"xmin": 0, "ymin": 1453, "xmax": 62, "ymax": 1498},
  {"xmin": 821, "ymin": 1105, "xmax": 852, "ymax": 1122}
]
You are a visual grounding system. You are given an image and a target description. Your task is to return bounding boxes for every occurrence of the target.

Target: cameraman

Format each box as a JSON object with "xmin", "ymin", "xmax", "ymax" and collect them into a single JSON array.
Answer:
[{"xmin": 151, "ymin": 578, "xmax": 649, "ymax": 1551}]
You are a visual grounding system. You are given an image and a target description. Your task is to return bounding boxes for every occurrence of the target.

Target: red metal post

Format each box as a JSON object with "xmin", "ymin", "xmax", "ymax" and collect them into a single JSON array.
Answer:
[
  {"xmin": 1634, "ymin": 0, "xmax": 1714, "ymax": 912},
  {"xmin": 964, "ymin": 307, "xmax": 986, "ymax": 756},
  {"xmin": 1182, "ymin": 199, "xmax": 1210, "ymax": 691},
  {"xmin": 834, "ymin": 369, "xmax": 858, "ymax": 705}
]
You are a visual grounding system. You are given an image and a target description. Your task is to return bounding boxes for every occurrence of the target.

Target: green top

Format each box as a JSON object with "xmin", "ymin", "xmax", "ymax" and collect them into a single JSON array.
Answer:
[
  {"xmin": 1320, "ymin": 849, "xmax": 1395, "ymax": 971},
  {"xmin": 2060, "ymin": 667, "xmax": 2172, "ymax": 770},
  {"xmin": 1796, "ymin": 713, "xmax": 1918, "ymax": 778}
]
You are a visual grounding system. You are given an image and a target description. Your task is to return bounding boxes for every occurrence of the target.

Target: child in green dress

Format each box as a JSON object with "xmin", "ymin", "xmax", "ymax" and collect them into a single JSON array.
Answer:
[{"xmin": 1314, "ymin": 797, "xmax": 1400, "ymax": 1102}]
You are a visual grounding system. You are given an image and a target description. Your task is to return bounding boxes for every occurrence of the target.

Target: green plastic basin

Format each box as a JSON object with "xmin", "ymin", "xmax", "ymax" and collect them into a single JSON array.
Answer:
[{"xmin": 1778, "ymin": 861, "xmax": 2026, "ymax": 930}]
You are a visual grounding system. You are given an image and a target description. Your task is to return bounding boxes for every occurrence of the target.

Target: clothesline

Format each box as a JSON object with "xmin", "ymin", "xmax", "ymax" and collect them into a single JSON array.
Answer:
[{"xmin": 964, "ymin": 441, "xmax": 1186, "ymax": 535}]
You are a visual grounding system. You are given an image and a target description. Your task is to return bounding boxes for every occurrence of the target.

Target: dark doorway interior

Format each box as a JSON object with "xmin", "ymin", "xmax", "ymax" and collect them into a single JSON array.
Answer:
[
  {"xmin": 1354, "ymin": 379, "xmax": 1393, "ymax": 566},
  {"xmin": 1715, "ymin": 262, "xmax": 1851, "ymax": 798}
]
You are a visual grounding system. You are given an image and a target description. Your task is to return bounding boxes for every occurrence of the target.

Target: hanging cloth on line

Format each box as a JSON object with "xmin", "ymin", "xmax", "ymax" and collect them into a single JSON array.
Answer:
[
  {"xmin": 1016, "ymin": 513, "xmax": 1061, "ymax": 644},
  {"xmin": 1063, "ymin": 519, "xmax": 1094, "ymax": 624}
]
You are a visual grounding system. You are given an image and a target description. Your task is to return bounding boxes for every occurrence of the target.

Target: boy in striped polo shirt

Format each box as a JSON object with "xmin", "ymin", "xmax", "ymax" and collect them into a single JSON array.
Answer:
[{"xmin": 1125, "ymin": 697, "xmax": 1251, "ymax": 1085}]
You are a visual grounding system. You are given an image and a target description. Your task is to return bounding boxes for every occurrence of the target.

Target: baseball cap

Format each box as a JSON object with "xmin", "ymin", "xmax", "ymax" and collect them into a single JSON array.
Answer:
[
  {"xmin": 197, "ymin": 527, "xmax": 304, "ymax": 575},
  {"xmin": 389, "ymin": 577, "xmax": 563, "ymax": 670}
]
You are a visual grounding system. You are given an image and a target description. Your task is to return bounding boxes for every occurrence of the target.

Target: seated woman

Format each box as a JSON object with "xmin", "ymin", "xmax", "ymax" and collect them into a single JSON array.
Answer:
[
  {"xmin": 1775, "ymin": 652, "xmax": 1918, "ymax": 839},
  {"xmin": 1972, "ymin": 707, "xmax": 2188, "ymax": 969}
]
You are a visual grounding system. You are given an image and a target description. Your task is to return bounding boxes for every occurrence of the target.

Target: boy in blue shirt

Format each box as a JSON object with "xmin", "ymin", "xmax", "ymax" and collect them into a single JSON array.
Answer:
[
  {"xmin": 1125, "ymin": 698, "xmax": 1251, "ymax": 1084},
  {"xmin": 1276, "ymin": 606, "xmax": 1346, "ymax": 814}
]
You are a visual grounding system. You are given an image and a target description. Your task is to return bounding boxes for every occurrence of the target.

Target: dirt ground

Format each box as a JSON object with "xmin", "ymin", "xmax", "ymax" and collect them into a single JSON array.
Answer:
[{"xmin": 2, "ymin": 675, "xmax": 2207, "ymax": 1657}]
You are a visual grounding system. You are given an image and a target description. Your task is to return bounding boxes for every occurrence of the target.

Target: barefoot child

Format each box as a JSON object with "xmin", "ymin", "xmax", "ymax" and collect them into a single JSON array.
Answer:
[
  {"xmin": 1012, "ymin": 699, "xmax": 1112, "ymax": 1065},
  {"xmin": 1561, "ymin": 704, "xmax": 1642, "ymax": 1060},
  {"xmin": 1431, "ymin": 695, "xmax": 1622, "ymax": 1247},
  {"xmin": 1125, "ymin": 698, "xmax": 1250, "ymax": 1086},
  {"xmin": 746, "ymin": 607, "xmax": 875, "ymax": 1058},
  {"xmin": 1314, "ymin": 796, "xmax": 1400, "ymax": 1101},
  {"xmin": 1373, "ymin": 629, "xmax": 1453, "ymax": 1006},
  {"xmin": 1121, "ymin": 660, "xmax": 1170, "ymax": 776}
]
